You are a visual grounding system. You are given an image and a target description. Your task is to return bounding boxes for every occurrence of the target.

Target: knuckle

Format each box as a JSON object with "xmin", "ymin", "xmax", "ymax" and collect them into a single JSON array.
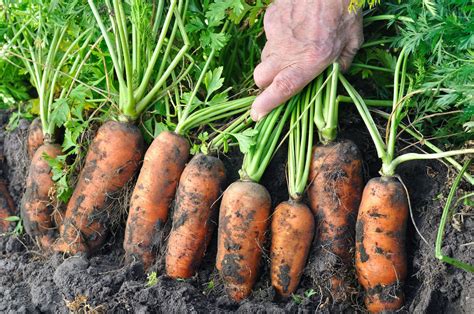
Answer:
[
  {"xmin": 305, "ymin": 43, "xmax": 334, "ymax": 64},
  {"xmin": 273, "ymin": 73, "xmax": 297, "ymax": 97}
]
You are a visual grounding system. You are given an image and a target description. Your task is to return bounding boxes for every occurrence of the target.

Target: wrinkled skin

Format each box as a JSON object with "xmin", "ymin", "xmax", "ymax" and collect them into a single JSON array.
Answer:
[{"xmin": 252, "ymin": 0, "xmax": 363, "ymax": 120}]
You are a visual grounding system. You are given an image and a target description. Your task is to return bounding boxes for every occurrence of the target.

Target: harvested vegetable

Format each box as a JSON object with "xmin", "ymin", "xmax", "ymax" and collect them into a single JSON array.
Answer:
[
  {"xmin": 6, "ymin": 5, "xmax": 93, "ymax": 249},
  {"xmin": 307, "ymin": 65, "xmax": 364, "ymax": 302},
  {"xmin": 57, "ymin": 0, "xmax": 191, "ymax": 254},
  {"xmin": 271, "ymin": 89, "xmax": 315, "ymax": 297},
  {"xmin": 340, "ymin": 47, "xmax": 474, "ymax": 312},
  {"xmin": 165, "ymin": 114, "xmax": 251, "ymax": 279},
  {"xmin": 217, "ymin": 101, "xmax": 295, "ymax": 301},
  {"xmin": 27, "ymin": 118, "xmax": 44, "ymax": 159}
]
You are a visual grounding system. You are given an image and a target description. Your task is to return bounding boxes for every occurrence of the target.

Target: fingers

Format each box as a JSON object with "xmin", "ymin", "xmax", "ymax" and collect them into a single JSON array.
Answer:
[
  {"xmin": 253, "ymin": 57, "xmax": 282, "ymax": 89},
  {"xmin": 337, "ymin": 14, "xmax": 364, "ymax": 72},
  {"xmin": 251, "ymin": 65, "xmax": 311, "ymax": 121}
]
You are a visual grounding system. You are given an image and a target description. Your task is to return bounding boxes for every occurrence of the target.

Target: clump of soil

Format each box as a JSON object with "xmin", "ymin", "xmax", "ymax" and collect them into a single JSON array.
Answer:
[{"xmin": 0, "ymin": 111, "xmax": 472, "ymax": 313}]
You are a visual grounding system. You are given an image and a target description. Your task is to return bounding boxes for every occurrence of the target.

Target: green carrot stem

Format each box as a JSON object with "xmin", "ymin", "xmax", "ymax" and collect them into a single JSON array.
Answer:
[
  {"xmin": 134, "ymin": 0, "xmax": 178, "ymax": 102},
  {"xmin": 339, "ymin": 74, "xmax": 387, "ymax": 160},
  {"xmin": 176, "ymin": 97, "xmax": 255, "ymax": 135},
  {"xmin": 351, "ymin": 63, "xmax": 394, "ymax": 73},
  {"xmin": 88, "ymin": 0, "xmax": 127, "ymax": 94},
  {"xmin": 242, "ymin": 99, "xmax": 296, "ymax": 182},
  {"xmin": 209, "ymin": 112, "xmax": 252, "ymax": 153},
  {"xmin": 337, "ymin": 96, "xmax": 393, "ymax": 107},
  {"xmin": 435, "ymin": 160, "xmax": 474, "ymax": 273},
  {"xmin": 363, "ymin": 15, "xmax": 414, "ymax": 24},
  {"xmin": 320, "ymin": 63, "xmax": 340, "ymax": 143},
  {"xmin": 386, "ymin": 46, "xmax": 408, "ymax": 163},
  {"xmin": 382, "ymin": 150, "xmax": 474, "ymax": 177}
]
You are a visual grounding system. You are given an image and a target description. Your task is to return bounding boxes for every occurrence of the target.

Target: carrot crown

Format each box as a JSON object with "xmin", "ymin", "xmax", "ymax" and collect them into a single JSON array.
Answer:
[
  {"xmin": 88, "ymin": 0, "xmax": 192, "ymax": 122},
  {"xmin": 314, "ymin": 63, "xmax": 341, "ymax": 144}
]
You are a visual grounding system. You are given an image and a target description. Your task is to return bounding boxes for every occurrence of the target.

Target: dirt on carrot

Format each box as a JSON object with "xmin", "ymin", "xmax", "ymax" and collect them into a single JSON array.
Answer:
[
  {"xmin": 355, "ymin": 176, "xmax": 408, "ymax": 313},
  {"xmin": 270, "ymin": 200, "xmax": 314, "ymax": 298},
  {"xmin": 216, "ymin": 180, "xmax": 272, "ymax": 301},
  {"xmin": 26, "ymin": 118, "xmax": 44, "ymax": 160},
  {"xmin": 20, "ymin": 143, "xmax": 62, "ymax": 249},
  {"xmin": 166, "ymin": 153, "xmax": 226, "ymax": 279},
  {"xmin": 307, "ymin": 139, "xmax": 364, "ymax": 304},
  {"xmin": 124, "ymin": 131, "xmax": 189, "ymax": 270},
  {"xmin": 57, "ymin": 120, "xmax": 144, "ymax": 254}
]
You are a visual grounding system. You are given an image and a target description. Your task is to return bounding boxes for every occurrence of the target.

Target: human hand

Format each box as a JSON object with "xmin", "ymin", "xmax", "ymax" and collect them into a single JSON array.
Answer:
[{"xmin": 251, "ymin": 0, "xmax": 363, "ymax": 121}]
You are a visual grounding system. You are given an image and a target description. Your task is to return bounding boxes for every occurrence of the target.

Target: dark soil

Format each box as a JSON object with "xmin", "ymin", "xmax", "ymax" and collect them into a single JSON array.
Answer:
[{"xmin": 0, "ymin": 109, "xmax": 472, "ymax": 313}]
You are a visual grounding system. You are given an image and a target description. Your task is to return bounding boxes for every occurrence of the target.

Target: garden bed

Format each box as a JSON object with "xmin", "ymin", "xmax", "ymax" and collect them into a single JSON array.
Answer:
[{"xmin": 1, "ymin": 109, "xmax": 472, "ymax": 313}]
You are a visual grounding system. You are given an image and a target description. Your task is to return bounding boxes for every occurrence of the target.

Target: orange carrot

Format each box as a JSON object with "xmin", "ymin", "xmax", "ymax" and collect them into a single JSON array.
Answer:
[
  {"xmin": 20, "ymin": 143, "xmax": 62, "ymax": 248},
  {"xmin": 270, "ymin": 201, "xmax": 314, "ymax": 297},
  {"xmin": 165, "ymin": 153, "xmax": 226, "ymax": 278},
  {"xmin": 123, "ymin": 131, "xmax": 189, "ymax": 269},
  {"xmin": 57, "ymin": 120, "xmax": 144, "ymax": 254},
  {"xmin": 307, "ymin": 139, "xmax": 364, "ymax": 301},
  {"xmin": 0, "ymin": 180, "xmax": 15, "ymax": 233},
  {"xmin": 216, "ymin": 181, "xmax": 271, "ymax": 301},
  {"xmin": 355, "ymin": 177, "xmax": 408, "ymax": 313},
  {"xmin": 27, "ymin": 118, "xmax": 44, "ymax": 159}
]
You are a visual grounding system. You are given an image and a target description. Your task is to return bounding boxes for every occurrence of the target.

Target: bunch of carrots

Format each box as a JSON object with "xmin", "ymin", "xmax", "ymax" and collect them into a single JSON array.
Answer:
[{"xmin": 2, "ymin": 2, "xmax": 473, "ymax": 314}]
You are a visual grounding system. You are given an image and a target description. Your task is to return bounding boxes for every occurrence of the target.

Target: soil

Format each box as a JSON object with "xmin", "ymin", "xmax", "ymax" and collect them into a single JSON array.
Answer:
[{"xmin": 0, "ymin": 108, "xmax": 472, "ymax": 313}]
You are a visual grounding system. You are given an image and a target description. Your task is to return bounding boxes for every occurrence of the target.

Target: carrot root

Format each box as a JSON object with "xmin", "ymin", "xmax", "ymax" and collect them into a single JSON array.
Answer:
[
  {"xmin": 356, "ymin": 176, "xmax": 408, "ymax": 313},
  {"xmin": 57, "ymin": 120, "xmax": 144, "ymax": 254},
  {"xmin": 27, "ymin": 118, "xmax": 44, "ymax": 159},
  {"xmin": 307, "ymin": 139, "xmax": 364, "ymax": 301},
  {"xmin": 20, "ymin": 143, "xmax": 62, "ymax": 249},
  {"xmin": 216, "ymin": 181, "xmax": 271, "ymax": 301},
  {"xmin": 124, "ymin": 131, "xmax": 189, "ymax": 269},
  {"xmin": 165, "ymin": 154, "xmax": 226, "ymax": 279},
  {"xmin": 270, "ymin": 200, "xmax": 314, "ymax": 297}
]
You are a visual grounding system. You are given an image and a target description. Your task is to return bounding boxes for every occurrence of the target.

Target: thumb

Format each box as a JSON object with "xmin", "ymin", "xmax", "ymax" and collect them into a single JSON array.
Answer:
[{"xmin": 251, "ymin": 65, "xmax": 310, "ymax": 121}]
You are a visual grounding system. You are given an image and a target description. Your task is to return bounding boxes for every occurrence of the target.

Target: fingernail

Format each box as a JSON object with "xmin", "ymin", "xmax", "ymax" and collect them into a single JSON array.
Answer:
[{"xmin": 251, "ymin": 108, "xmax": 259, "ymax": 121}]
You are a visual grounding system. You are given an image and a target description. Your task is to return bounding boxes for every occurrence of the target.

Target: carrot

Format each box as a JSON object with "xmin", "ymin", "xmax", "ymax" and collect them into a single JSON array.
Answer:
[
  {"xmin": 123, "ymin": 131, "xmax": 189, "ymax": 269},
  {"xmin": 20, "ymin": 143, "xmax": 62, "ymax": 248},
  {"xmin": 271, "ymin": 201, "xmax": 314, "ymax": 297},
  {"xmin": 165, "ymin": 153, "xmax": 226, "ymax": 278},
  {"xmin": 355, "ymin": 177, "xmax": 408, "ymax": 312},
  {"xmin": 216, "ymin": 101, "xmax": 295, "ymax": 301},
  {"xmin": 57, "ymin": 121, "xmax": 144, "ymax": 254},
  {"xmin": 27, "ymin": 118, "xmax": 44, "ymax": 159},
  {"xmin": 270, "ymin": 85, "xmax": 315, "ymax": 297},
  {"xmin": 339, "ymin": 48, "xmax": 474, "ymax": 313},
  {"xmin": 307, "ymin": 140, "xmax": 363, "ymax": 300},
  {"xmin": 0, "ymin": 180, "xmax": 15, "ymax": 233},
  {"xmin": 216, "ymin": 181, "xmax": 271, "ymax": 301}
]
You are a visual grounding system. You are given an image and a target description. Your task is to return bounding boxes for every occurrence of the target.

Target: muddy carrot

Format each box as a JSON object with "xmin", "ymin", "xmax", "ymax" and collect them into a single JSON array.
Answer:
[
  {"xmin": 301, "ymin": 66, "xmax": 365, "ymax": 302},
  {"xmin": 271, "ymin": 84, "xmax": 315, "ymax": 297},
  {"xmin": 217, "ymin": 100, "xmax": 295, "ymax": 301},
  {"xmin": 339, "ymin": 47, "xmax": 474, "ymax": 312},
  {"xmin": 124, "ymin": 131, "xmax": 188, "ymax": 269},
  {"xmin": 308, "ymin": 139, "xmax": 363, "ymax": 299},
  {"xmin": 125, "ymin": 95, "xmax": 254, "ymax": 269},
  {"xmin": 0, "ymin": 180, "xmax": 15, "ymax": 233},
  {"xmin": 355, "ymin": 177, "xmax": 407, "ymax": 312},
  {"xmin": 165, "ymin": 153, "xmax": 226, "ymax": 278},
  {"xmin": 165, "ymin": 113, "xmax": 253, "ymax": 278},
  {"xmin": 57, "ymin": 121, "xmax": 144, "ymax": 254},
  {"xmin": 27, "ymin": 118, "xmax": 44, "ymax": 159},
  {"xmin": 21, "ymin": 143, "xmax": 62, "ymax": 248},
  {"xmin": 217, "ymin": 180, "xmax": 271, "ymax": 301}
]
